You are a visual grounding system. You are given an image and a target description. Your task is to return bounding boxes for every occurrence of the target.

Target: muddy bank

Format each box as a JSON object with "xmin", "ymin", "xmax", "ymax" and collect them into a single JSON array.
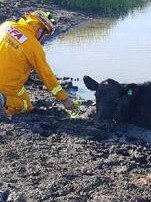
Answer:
[
  {"xmin": 0, "ymin": 0, "xmax": 90, "ymax": 38},
  {"xmin": 0, "ymin": 101, "xmax": 151, "ymax": 202},
  {"xmin": 0, "ymin": 75, "xmax": 151, "ymax": 202},
  {"xmin": 0, "ymin": 80, "xmax": 151, "ymax": 201},
  {"xmin": 0, "ymin": 1, "xmax": 151, "ymax": 202}
]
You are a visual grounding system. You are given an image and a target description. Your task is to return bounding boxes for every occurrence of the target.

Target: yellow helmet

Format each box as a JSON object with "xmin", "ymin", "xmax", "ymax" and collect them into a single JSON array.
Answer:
[{"xmin": 25, "ymin": 10, "xmax": 56, "ymax": 35}]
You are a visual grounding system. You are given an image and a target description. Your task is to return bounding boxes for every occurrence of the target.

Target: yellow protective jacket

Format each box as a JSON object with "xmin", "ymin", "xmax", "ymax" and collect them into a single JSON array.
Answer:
[{"xmin": 0, "ymin": 18, "xmax": 68, "ymax": 101}]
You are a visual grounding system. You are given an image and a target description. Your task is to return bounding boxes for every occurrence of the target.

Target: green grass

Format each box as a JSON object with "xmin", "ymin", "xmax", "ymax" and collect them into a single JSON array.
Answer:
[{"xmin": 51, "ymin": 0, "xmax": 146, "ymax": 15}]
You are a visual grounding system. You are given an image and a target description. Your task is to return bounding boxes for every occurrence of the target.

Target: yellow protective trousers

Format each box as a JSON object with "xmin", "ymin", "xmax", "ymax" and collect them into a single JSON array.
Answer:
[{"xmin": 5, "ymin": 89, "xmax": 33, "ymax": 116}]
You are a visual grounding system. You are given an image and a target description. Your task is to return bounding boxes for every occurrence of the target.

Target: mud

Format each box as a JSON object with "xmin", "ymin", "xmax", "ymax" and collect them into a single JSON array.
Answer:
[
  {"xmin": 0, "ymin": 1, "xmax": 151, "ymax": 202},
  {"xmin": 0, "ymin": 0, "xmax": 90, "ymax": 38}
]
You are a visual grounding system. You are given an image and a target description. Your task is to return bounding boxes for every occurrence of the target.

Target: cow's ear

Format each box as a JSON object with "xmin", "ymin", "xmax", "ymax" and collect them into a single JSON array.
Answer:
[
  {"xmin": 83, "ymin": 75, "xmax": 99, "ymax": 91},
  {"xmin": 125, "ymin": 83, "xmax": 139, "ymax": 97},
  {"xmin": 106, "ymin": 79, "xmax": 119, "ymax": 86}
]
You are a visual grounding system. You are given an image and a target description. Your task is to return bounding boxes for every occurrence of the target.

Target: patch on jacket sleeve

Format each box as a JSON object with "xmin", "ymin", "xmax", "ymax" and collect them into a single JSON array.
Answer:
[{"xmin": 6, "ymin": 27, "xmax": 28, "ymax": 44}]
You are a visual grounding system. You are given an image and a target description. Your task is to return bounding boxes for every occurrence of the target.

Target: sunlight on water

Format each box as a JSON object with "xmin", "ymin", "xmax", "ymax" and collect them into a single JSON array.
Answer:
[{"xmin": 44, "ymin": 4, "xmax": 151, "ymax": 100}]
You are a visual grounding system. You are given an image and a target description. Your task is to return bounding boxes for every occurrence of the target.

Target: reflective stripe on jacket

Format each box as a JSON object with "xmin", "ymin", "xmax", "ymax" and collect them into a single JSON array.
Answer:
[
  {"xmin": 0, "ymin": 19, "xmax": 68, "ymax": 101},
  {"xmin": 17, "ymin": 86, "xmax": 26, "ymax": 97}
]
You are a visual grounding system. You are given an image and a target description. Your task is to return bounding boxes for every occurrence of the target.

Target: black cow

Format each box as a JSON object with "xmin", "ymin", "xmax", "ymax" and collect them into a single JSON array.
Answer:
[{"xmin": 83, "ymin": 75, "xmax": 151, "ymax": 129}]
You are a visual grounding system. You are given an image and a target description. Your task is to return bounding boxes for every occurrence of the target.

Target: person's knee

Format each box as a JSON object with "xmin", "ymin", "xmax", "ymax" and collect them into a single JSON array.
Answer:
[{"xmin": 5, "ymin": 95, "xmax": 33, "ymax": 116}]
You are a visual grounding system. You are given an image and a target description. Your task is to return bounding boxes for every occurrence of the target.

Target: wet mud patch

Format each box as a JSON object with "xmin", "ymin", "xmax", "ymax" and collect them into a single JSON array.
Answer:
[
  {"xmin": 1, "ymin": 117, "xmax": 151, "ymax": 201},
  {"xmin": 10, "ymin": 99, "xmax": 101, "ymax": 139},
  {"xmin": 0, "ymin": 77, "xmax": 151, "ymax": 201}
]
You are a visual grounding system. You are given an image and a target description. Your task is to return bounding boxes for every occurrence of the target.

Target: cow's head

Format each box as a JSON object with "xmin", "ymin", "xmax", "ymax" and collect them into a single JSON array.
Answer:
[{"xmin": 83, "ymin": 75, "xmax": 139, "ymax": 127}]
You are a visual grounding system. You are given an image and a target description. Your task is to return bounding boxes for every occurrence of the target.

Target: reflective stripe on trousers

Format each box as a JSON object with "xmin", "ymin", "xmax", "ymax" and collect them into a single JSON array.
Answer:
[
  {"xmin": 21, "ymin": 100, "xmax": 28, "ymax": 113},
  {"xmin": 17, "ymin": 87, "xmax": 28, "ymax": 112}
]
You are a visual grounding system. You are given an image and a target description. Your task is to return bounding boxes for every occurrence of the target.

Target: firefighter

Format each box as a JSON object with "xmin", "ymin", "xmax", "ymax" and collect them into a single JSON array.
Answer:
[{"xmin": 0, "ymin": 10, "xmax": 73, "ymax": 119}]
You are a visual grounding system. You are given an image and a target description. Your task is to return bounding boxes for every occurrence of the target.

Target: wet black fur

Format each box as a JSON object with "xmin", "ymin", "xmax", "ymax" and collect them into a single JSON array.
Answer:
[{"xmin": 84, "ymin": 75, "xmax": 151, "ymax": 129}]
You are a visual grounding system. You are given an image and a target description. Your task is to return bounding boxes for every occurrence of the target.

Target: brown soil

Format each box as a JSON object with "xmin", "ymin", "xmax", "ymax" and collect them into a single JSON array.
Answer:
[{"xmin": 0, "ymin": 1, "xmax": 151, "ymax": 202}]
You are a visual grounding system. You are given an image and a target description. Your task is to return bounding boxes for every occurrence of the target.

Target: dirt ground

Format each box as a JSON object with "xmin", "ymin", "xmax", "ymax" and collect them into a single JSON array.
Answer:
[{"xmin": 0, "ymin": 1, "xmax": 151, "ymax": 202}]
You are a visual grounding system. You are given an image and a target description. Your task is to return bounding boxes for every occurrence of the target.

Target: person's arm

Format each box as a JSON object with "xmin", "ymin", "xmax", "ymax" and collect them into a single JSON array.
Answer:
[
  {"xmin": 25, "ymin": 40, "xmax": 73, "ymax": 109},
  {"xmin": 30, "ymin": 43, "xmax": 68, "ymax": 101}
]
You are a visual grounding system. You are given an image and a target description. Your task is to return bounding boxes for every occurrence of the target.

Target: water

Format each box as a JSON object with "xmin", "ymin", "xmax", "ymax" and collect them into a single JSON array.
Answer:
[{"xmin": 44, "ymin": 4, "xmax": 151, "ymax": 100}]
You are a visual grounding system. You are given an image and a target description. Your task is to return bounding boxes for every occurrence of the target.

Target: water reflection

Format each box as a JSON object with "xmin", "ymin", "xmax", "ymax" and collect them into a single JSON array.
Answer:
[
  {"xmin": 45, "ymin": 3, "xmax": 151, "ymax": 100},
  {"xmin": 59, "ymin": 19, "xmax": 117, "ymax": 44}
]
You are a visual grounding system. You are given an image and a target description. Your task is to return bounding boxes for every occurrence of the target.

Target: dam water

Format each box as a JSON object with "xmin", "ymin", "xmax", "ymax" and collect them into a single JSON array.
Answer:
[{"xmin": 44, "ymin": 3, "xmax": 151, "ymax": 100}]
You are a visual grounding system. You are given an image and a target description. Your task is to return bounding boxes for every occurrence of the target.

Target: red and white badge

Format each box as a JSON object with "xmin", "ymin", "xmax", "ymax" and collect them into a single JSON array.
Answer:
[{"xmin": 6, "ymin": 27, "xmax": 28, "ymax": 44}]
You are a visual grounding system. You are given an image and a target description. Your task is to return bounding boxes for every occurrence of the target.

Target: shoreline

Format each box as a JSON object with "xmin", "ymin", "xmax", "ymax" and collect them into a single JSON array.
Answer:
[
  {"xmin": 0, "ymin": 0, "xmax": 93, "ymax": 97},
  {"xmin": 0, "ymin": 0, "xmax": 93, "ymax": 39}
]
